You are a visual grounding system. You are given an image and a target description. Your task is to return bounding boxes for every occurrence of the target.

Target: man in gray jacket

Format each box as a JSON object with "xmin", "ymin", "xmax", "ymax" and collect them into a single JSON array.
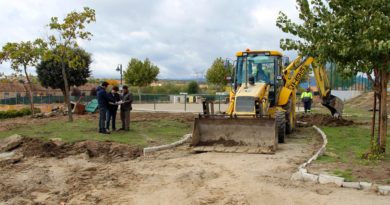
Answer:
[{"xmin": 119, "ymin": 85, "xmax": 133, "ymax": 131}]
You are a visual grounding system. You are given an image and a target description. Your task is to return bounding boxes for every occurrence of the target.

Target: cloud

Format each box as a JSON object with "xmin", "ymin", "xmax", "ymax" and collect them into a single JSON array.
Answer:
[{"xmin": 0, "ymin": 0, "xmax": 300, "ymax": 79}]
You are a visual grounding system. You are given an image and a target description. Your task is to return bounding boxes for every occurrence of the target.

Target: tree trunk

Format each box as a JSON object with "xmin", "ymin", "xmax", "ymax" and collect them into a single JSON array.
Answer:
[
  {"xmin": 61, "ymin": 56, "xmax": 73, "ymax": 122},
  {"xmin": 62, "ymin": 89, "xmax": 68, "ymax": 112},
  {"xmin": 137, "ymin": 87, "xmax": 141, "ymax": 104},
  {"xmin": 370, "ymin": 91, "xmax": 377, "ymax": 150},
  {"xmin": 23, "ymin": 65, "xmax": 35, "ymax": 116},
  {"xmin": 379, "ymin": 70, "xmax": 388, "ymax": 153}
]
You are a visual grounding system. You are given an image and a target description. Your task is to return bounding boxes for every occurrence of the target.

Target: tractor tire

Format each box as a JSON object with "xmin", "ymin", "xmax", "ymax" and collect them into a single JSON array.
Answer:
[{"xmin": 276, "ymin": 110, "xmax": 286, "ymax": 143}]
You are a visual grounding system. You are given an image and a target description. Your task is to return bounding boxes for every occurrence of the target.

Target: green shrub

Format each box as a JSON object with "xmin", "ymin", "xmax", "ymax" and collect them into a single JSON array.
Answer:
[{"xmin": 0, "ymin": 108, "xmax": 41, "ymax": 119}]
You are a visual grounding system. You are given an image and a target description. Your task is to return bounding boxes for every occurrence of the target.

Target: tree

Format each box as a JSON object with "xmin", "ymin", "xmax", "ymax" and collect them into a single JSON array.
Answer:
[
  {"xmin": 46, "ymin": 7, "xmax": 96, "ymax": 122},
  {"xmin": 206, "ymin": 57, "xmax": 231, "ymax": 91},
  {"xmin": 106, "ymin": 79, "xmax": 119, "ymax": 87},
  {"xmin": 277, "ymin": 0, "xmax": 390, "ymax": 155},
  {"xmin": 0, "ymin": 39, "xmax": 46, "ymax": 115},
  {"xmin": 36, "ymin": 48, "xmax": 91, "ymax": 102},
  {"xmin": 124, "ymin": 58, "xmax": 159, "ymax": 102},
  {"xmin": 187, "ymin": 81, "xmax": 199, "ymax": 94}
]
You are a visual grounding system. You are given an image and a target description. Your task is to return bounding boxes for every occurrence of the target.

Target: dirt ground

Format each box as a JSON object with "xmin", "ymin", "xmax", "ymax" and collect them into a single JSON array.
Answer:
[
  {"xmin": 1, "ymin": 111, "xmax": 390, "ymax": 204},
  {"xmin": 1, "ymin": 126, "xmax": 390, "ymax": 205},
  {"xmin": 297, "ymin": 113, "xmax": 354, "ymax": 127}
]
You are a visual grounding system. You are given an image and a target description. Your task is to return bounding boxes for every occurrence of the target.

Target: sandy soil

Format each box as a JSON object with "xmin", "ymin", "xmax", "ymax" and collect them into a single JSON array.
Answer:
[
  {"xmin": 345, "ymin": 92, "xmax": 390, "ymax": 111},
  {"xmin": 1, "ymin": 128, "xmax": 389, "ymax": 205}
]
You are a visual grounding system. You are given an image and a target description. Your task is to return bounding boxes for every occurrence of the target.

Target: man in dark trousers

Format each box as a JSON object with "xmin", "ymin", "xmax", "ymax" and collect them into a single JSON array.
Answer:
[
  {"xmin": 106, "ymin": 86, "xmax": 121, "ymax": 131},
  {"xmin": 301, "ymin": 87, "xmax": 313, "ymax": 113},
  {"xmin": 97, "ymin": 82, "xmax": 114, "ymax": 134},
  {"xmin": 119, "ymin": 85, "xmax": 133, "ymax": 131}
]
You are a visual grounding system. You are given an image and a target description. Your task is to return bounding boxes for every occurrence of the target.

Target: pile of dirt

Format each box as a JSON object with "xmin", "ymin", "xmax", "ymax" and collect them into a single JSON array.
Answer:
[
  {"xmin": 297, "ymin": 113, "xmax": 354, "ymax": 127},
  {"xmin": 345, "ymin": 91, "xmax": 390, "ymax": 111},
  {"xmin": 9, "ymin": 137, "xmax": 142, "ymax": 161}
]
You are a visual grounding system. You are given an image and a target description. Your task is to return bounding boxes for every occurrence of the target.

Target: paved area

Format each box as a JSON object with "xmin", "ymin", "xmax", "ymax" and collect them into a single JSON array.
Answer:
[{"xmin": 133, "ymin": 103, "xmax": 229, "ymax": 113}]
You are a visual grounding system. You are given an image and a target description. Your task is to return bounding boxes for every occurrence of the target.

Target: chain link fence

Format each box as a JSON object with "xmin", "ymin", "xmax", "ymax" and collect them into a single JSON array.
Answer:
[{"xmin": 0, "ymin": 92, "xmax": 230, "ymax": 105}]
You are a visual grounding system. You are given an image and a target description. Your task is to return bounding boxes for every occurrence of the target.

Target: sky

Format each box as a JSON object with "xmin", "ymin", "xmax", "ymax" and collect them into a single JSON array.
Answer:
[{"xmin": 0, "ymin": 0, "xmax": 300, "ymax": 79}]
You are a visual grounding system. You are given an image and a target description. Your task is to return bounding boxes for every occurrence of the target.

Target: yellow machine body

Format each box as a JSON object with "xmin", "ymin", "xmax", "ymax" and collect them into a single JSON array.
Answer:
[{"xmin": 192, "ymin": 49, "xmax": 343, "ymax": 153}]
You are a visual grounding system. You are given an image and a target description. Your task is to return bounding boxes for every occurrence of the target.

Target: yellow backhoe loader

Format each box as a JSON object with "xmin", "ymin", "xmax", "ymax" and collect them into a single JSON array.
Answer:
[{"xmin": 192, "ymin": 49, "xmax": 343, "ymax": 153}]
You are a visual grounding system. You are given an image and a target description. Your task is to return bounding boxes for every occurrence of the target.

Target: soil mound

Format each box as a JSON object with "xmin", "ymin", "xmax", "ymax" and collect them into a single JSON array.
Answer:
[
  {"xmin": 345, "ymin": 91, "xmax": 390, "ymax": 111},
  {"xmin": 12, "ymin": 137, "xmax": 142, "ymax": 161},
  {"xmin": 297, "ymin": 113, "xmax": 354, "ymax": 127}
]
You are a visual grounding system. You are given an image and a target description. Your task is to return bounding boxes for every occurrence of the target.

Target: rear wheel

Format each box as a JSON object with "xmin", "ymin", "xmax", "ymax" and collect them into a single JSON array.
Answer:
[
  {"xmin": 284, "ymin": 99, "xmax": 294, "ymax": 134},
  {"xmin": 276, "ymin": 110, "xmax": 286, "ymax": 143}
]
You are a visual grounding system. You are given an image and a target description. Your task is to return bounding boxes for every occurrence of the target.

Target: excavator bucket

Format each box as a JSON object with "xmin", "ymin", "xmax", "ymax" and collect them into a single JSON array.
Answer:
[
  {"xmin": 191, "ymin": 117, "xmax": 277, "ymax": 154},
  {"xmin": 322, "ymin": 94, "xmax": 344, "ymax": 117}
]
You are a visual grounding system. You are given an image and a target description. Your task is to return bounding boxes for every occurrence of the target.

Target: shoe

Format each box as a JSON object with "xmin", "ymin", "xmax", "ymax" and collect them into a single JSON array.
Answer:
[
  {"xmin": 117, "ymin": 128, "xmax": 125, "ymax": 131},
  {"xmin": 100, "ymin": 131, "xmax": 110, "ymax": 134}
]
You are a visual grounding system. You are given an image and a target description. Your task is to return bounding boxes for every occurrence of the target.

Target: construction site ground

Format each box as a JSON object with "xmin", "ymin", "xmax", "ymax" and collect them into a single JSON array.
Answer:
[{"xmin": 1, "ymin": 110, "xmax": 390, "ymax": 204}]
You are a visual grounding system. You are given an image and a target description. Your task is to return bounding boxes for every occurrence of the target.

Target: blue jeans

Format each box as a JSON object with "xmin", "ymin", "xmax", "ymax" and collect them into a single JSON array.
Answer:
[
  {"xmin": 99, "ymin": 107, "xmax": 107, "ymax": 132},
  {"xmin": 106, "ymin": 110, "xmax": 117, "ymax": 130}
]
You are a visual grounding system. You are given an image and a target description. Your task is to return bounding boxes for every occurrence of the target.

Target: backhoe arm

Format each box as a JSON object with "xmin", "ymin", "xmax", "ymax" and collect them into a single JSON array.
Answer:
[
  {"xmin": 312, "ymin": 63, "xmax": 344, "ymax": 117},
  {"xmin": 282, "ymin": 56, "xmax": 343, "ymax": 117}
]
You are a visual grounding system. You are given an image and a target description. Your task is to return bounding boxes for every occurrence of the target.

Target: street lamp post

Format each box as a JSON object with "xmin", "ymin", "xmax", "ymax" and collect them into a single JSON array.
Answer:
[{"xmin": 116, "ymin": 64, "xmax": 123, "ymax": 87}]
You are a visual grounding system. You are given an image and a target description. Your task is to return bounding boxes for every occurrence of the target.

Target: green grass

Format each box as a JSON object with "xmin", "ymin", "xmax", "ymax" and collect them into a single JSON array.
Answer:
[
  {"xmin": 0, "ymin": 118, "xmax": 191, "ymax": 147},
  {"xmin": 332, "ymin": 169, "xmax": 356, "ymax": 182},
  {"xmin": 316, "ymin": 125, "xmax": 390, "ymax": 163}
]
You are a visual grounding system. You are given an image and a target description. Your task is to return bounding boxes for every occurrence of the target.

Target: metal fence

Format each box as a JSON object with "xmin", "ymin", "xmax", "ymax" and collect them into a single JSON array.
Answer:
[
  {"xmin": 0, "ymin": 93, "xmax": 230, "ymax": 105},
  {"xmin": 327, "ymin": 64, "xmax": 373, "ymax": 91}
]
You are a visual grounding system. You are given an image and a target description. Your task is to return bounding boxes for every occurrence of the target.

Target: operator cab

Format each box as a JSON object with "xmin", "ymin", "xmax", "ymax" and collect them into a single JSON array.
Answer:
[{"xmin": 234, "ymin": 50, "xmax": 283, "ymax": 107}]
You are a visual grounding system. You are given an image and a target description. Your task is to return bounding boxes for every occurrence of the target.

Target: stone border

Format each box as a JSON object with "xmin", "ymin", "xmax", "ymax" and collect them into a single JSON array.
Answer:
[
  {"xmin": 143, "ymin": 134, "xmax": 192, "ymax": 155},
  {"xmin": 291, "ymin": 125, "xmax": 390, "ymax": 195}
]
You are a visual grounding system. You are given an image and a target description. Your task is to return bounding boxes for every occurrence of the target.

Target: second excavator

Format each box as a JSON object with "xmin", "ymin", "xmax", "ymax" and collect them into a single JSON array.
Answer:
[{"xmin": 192, "ymin": 49, "xmax": 343, "ymax": 153}]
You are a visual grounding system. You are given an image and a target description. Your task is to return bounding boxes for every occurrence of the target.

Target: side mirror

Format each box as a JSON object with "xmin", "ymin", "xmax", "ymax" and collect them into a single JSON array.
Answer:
[{"xmin": 282, "ymin": 56, "xmax": 290, "ymax": 67}]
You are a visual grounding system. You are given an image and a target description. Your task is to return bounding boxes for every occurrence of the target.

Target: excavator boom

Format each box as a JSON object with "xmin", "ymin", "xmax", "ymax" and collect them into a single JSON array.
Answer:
[{"xmin": 283, "ymin": 57, "xmax": 344, "ymax": 117}]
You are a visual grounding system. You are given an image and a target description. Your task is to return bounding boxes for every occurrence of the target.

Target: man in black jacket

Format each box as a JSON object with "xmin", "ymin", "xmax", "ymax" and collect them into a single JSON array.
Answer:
[
  {"xmin": 97, "ymin": 82, "xmax": 114, "ymax": 134},
  {"xmin": 106, "ymin": 86, "xmax": 121, "ymax": 131},
  {"xmin": 119, "ymin": 85, "xmax": 133, "ymax": 131}
]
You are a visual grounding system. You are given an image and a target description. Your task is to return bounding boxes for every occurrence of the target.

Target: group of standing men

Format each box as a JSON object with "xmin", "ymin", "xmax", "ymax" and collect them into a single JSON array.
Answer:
[{"xmin": 96, "ymin": 82, "xmax": 133, "ymax": 134}]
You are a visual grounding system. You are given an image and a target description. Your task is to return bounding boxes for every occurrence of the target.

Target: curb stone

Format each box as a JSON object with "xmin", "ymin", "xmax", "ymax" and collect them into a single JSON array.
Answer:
[
  {"xmin": 291, "ymin": 126, "xmax": 390, "ymax": 195},
  {"xmin": 302, "ymin": 172, "xmax": 319, "ymax": 182},
  {"xmin": 143, "ymin": 134, "xmax": 192, "ymax": 155},
  {"xmin": 319, "ymin": 174, "xmax": 344, "ymax": 187},
  {"xmin": 359, "ymin": 182, "xmax": 372, "ymax": 190},
  {"xmin": 342, "ymin": 182, "xmax": 361, "ymax": 189},
  {"xmin": 378, "ymin": 186, "xmax": 390, "ymax": 195}
]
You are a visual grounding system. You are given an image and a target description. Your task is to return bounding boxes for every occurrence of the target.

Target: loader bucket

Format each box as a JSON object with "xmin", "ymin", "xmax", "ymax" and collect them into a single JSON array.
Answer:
[
  {"xmin": 322, "ymin": 94, "xmax": 344, "ymax": 117},
  {"xmin": 191, "ymin": 117, "xmax": 277, "ymax": 154}
]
